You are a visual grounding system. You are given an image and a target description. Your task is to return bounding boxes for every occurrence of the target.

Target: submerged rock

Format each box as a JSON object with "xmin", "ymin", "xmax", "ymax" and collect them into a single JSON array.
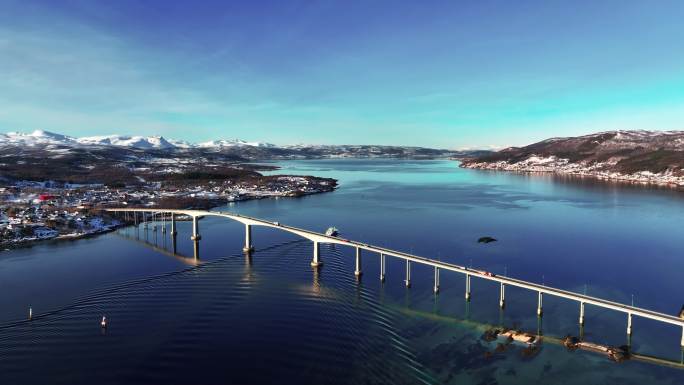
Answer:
[
  {"xmin": 608, "ymin": 346, "xmax": 631, "ymax": 363},
  {"xmin": 521, "ymin": 344, "xmax": 541, "ymax": 359},
  {"xmin": 478, "ymin": 236, "xmax": 497, "ymax": 243},
  {"xmin": 563, "ymin": 335, "xmax": 580, "ymax": 350},
  {"xmin": 481, "ymin": 328, "xmax": 501, "ymax": 342}
]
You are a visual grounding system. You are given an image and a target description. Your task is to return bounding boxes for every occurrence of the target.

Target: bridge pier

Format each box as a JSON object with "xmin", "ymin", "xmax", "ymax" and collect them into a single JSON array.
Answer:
[
  {"xmin": 152, "ymin": 213, "xmax": 157, "ymax": 232},
  {"xmin": 465, "ymin": 274, "xmax": 471, "ymax": 301},
  {"xmin": 162, "ymin": 213, "xmax": 166, "ymax": 233},
  {"xmin": 354, "ymin": 247, "xmax": 362, "ymax": 277},
  {"xmin": 191, "ymin": 216, "xmax": 201, "ymax": 241},
  {"xmin": 108, "ymin": 208, "xmax": 684, "ymax": 351},
  {"xmin": 170, "ymin": 213, "xmax": 177, "ymax": 236},
  {"xmin": 537, "ymin": 314, "xmax": 543, "ymax": 336},
  {"xmin": 172, "ymin": 233, "xmax": 177, "ymax": 254},
  {"xmin": 433, "ymin": 267, "xmax": 440, "ymax": 294},
  {"xmin": 405, "ymin": 260, "xmax": 411, "ymax": 288},
  {"xmin": 193, "ymin": 239, "xmax": 200, "ymax": 259},
  {"xmin": 537, "ymin": 292, "xmax": 543, "ymax": 317},
  {"xmin": 311, "ymin": 241, "xmax": 322, "ymax": 267},
  {"xmin": 243, "ymin": 224, "xmax": 254, "ymax": 253}
]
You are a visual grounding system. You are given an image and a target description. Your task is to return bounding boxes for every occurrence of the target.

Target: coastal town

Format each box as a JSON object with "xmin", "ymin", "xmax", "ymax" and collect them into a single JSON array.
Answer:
[
  {"xmin": 460, "ymin": 131, "xmax": 684, "ymax": 188},
  {"xmin": 0, "ymin": 175, "xmax": 336, "ymax": 249},
  {"xmin": 462, "ymin": 156, "xmax": 684, "ymax": 187}
]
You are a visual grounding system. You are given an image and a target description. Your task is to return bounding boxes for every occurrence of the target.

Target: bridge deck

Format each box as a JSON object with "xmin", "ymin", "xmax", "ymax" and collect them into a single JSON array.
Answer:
[{"xmin": 107, "ymin": 208, "xmax": 684, "ymax": 329}]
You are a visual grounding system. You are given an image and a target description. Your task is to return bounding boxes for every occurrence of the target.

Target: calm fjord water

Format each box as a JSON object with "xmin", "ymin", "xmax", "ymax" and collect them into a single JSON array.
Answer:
[{"xmin": 1, "ymin": 159, "xmax": 683, "ymax": 384}]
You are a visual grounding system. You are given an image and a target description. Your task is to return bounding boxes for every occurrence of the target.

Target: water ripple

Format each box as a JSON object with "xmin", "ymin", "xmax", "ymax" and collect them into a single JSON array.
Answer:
[{"xmin": 0, "ymin": 241, "xmax": 436, "ymax": 385}]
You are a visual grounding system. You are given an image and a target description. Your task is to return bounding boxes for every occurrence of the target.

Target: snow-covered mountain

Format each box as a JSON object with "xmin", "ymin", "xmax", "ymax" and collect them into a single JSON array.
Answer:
[
  {"xmin": 0, "ymin": 129, "xmax": 461, "ymax": 186},
  {"xmin": 76, "ymin": 135, "xmax": 177, "ymax": 149},
  {"xmin": 0, "ymin": 130, "xmax": 77, "ymax": 146},
  {"xmin": 0, "ymin": 130, "xmax": 274, "ymax": 150},
  {"xmin": 0, "ymin": 129, "xmax": 462, "ymax": 163},
  {"xmin": 197, "ymin": 139, "xmax": 276, "ymax": 148}
]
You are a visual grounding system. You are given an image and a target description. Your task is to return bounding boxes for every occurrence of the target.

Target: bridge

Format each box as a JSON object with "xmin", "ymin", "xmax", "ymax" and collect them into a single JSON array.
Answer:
[{"xmin": 106, "ymin": 207, "xmax": 684, "ymax": 348}]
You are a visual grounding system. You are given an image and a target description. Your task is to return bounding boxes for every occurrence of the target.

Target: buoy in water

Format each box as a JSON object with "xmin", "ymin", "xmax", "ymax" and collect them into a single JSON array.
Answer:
[
  {"xmin": 29, "ymin": 307, "xmax": 32, "ymax": 320},
  {"xmin": 101, "ymin": 316, "xmax": 107, "ymax": 329}
]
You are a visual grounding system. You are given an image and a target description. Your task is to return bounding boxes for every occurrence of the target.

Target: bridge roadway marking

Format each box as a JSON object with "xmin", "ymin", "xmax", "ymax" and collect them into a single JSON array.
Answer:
[{"xmin": 107, "ymin": 208, "xmax": 684, "ymax": 331}]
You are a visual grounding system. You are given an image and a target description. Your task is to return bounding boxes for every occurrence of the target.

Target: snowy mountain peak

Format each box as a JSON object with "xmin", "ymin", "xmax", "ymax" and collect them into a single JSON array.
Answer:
[
  {"xmin": 76, "ymin": 135, "xmax": 176, "ymax": 149},
  {"xmin": 1, "ymin": 130, "xmax": 76, "ymax": 145},
  {"xmin": 30, "ymin": 129, "xmax": 70, "ymax": 139},
  {"xmin": 197, "ymin": 139, "xmax": 276, "ymax": 148},
  {"xmin": 0, "ymin": 130, "xmax": 275, "ymax": 150}
]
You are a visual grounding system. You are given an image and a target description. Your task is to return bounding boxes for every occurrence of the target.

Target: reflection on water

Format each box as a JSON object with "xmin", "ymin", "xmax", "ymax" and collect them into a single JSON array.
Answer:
[
  {"xmin": 2, "ymin": 242, "xmax": 680, "ymax": 384},
  {"xmin": 495, "ymin": 169, "xmax": 684, "ymax": 194},
  {"xmin": 116, "ymin": 229, "xmax": 198, "ymax": 266},
  {"xmin": 118, "ymin": 223, "xmax": 204, "ymax": 262},
  {"xmin": 1, "ymin": 159, "xmax": 684, "ymax": 384}
]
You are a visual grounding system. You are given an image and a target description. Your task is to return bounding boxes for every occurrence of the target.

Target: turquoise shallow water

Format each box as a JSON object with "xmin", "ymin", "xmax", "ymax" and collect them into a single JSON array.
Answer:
[{"xmin": 0, "ymin": 159, "xmax": 683, "ymax": 384}]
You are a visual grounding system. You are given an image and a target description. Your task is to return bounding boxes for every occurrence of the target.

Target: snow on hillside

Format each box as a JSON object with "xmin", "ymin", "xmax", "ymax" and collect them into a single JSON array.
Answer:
[
  {"xmin": 0, "ymin": 130, "xmax": 77, "ymax": 146},
  {"xmin": 197, "ymin": 139, "xmax": 276, "ymax": 148},
  {"xmin": 76, "ymin": 135, "xmax": 176, "ymax": 149},
  {"xmin": 0, "ymin": 130, "xmax": 274, "ymax": 150},
  {"xmin": 461, "ymin": 129, "xmax": 684, "ymax": 187}
]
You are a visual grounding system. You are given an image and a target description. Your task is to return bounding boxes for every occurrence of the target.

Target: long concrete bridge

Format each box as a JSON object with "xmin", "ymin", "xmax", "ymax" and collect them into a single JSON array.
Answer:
[{"xmin": 107, "ymin": 207, "xmax": 684, "ymax": 348}]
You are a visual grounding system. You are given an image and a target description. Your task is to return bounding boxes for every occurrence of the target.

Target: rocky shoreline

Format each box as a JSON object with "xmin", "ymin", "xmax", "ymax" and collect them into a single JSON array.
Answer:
[
  {"xmin": 461, "ymin": 159, "xmax": 684, "ymax": 189},
  {"xmin": 0, "ymin": 221, "xmax": 123, "ymax": 251},
  {"xmin": 459, "ymin": 130, "xmax": 684, "ymax": 189}
]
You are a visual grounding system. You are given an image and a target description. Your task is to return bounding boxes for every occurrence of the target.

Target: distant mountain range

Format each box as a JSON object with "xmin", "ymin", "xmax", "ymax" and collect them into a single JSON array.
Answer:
[
  {"xmin": 0, "ymin": 130, "xmax": 486, "ymax": 185},
  {"xmin": 0, "ymin": 130, "xmax": 484, "ymax": 158},
  {"xmin": 461, "ymin": 130, "xmax": 684, "ymax": 187},
  {"xmin": 0, "ymin": 130, "xmax": 276, "ymax": 150}
]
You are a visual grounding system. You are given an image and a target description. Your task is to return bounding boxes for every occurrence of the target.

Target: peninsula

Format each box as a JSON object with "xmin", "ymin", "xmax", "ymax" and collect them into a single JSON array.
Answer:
[{"xmin": 460, "ymin": 130, "xmax": 684, "ymax": 188}]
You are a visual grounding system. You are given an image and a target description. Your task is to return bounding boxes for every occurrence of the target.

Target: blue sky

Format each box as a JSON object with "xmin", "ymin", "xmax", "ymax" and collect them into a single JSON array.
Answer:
[{"xmin": 1, "ymin": 0, "xmax": 683, "ymax": 148}]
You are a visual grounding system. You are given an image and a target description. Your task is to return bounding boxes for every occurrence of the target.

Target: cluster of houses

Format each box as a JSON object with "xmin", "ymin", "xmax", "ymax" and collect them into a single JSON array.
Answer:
[
  {"xmin": 0, "ymin": 176, "xmax": 335, "ymax": 248},
  {"xmin": 0, "ymin": 205, "xmax": 117, "ymax": 246},
  {"xmin": 462, "ymin": 157, "xmax": 684, "ymax": 187}
]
